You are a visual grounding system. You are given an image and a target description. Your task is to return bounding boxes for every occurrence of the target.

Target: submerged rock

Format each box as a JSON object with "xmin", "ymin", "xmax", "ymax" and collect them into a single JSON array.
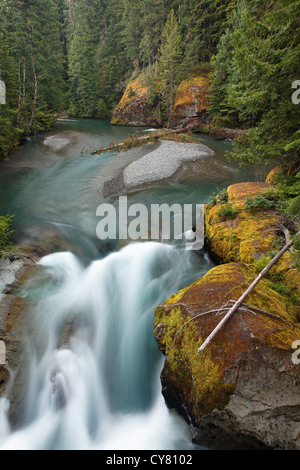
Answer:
[
  {"xmin": 42, "ymin": 131, "xmax": 79, "ymax": 153},
  {"xmin": 154, "ymin": 262, "xmax": 300, "ymax": 450}
]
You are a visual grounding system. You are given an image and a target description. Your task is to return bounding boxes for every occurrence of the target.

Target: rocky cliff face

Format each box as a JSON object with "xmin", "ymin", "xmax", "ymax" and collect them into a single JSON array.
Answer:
[
  {"xmin": 111, "ymin": 74, "xmax": 211, "ymax": 130},
  {"xmin": 154, "ymin": 178, "xmax": 300, "ymax": 450},
  {"xmin": 110, "ymin": 75, "xmax": 161, "ymax": 127},
  {"xmin": 168, "ymin": 76, "xmax": 211, "ymax": 129}
]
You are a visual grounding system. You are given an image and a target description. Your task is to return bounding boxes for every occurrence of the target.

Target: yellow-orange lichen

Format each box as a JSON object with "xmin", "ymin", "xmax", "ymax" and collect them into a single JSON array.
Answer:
[
  {"xmin": 154, "ymin": 262, "xmax": 300, "ymax": 418},
  {"xmin": 172, "ymin": 76, "xmax": 210, "ymax": 114}
]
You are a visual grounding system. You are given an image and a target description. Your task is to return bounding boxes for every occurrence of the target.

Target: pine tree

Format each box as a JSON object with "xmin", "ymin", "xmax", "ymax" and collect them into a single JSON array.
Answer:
[
  {"xmin": 96, "ymin": 0, "xmax": 128, "ymax": 114},
  {"xmin": 158, "ymin": 9, "xmax": 183, "ymax": 114},
  {"xmin": 67, "ymin": 0, "xmax": 105, "ymax": 117},
  {"xmin": 178, "ymin": 0, "xmax": 234, "ymax": 67},
  {"xmin": 210, "ymin": 0, "xmax": 300, "ymax": 165},
  {"xmin": 0, "ymin": 31, "xmax": 22, "ymax": 159},
  {"xmin": 0, "ymin": 0, "xmax": 66, "ymax": 135}
]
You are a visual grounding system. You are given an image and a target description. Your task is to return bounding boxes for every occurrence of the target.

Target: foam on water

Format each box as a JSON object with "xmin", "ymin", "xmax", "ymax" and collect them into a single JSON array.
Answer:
[{"xmin": 0, "ymin": 242, "xmax": 205, "ymax": 450}]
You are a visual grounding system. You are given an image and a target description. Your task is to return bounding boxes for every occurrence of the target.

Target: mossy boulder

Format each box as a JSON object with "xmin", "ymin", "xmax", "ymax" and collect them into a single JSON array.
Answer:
[
  {"xmin": 168, "ymin": 76, "xmax": 211, "ymax": 129},
  {"xmin": 154, "ymin": 262, "xmax": 300, "ymax": 449},
  {"xmin": 205, "ymin": 182, "xmax": 300, "ymax": 303},
  {"xmin": 111, "ymin": 75, "xmax": 161, "ymax": 127},
  {"xmin": 206, "ymin": 182, "xmax": 284, "ymax": 264}
]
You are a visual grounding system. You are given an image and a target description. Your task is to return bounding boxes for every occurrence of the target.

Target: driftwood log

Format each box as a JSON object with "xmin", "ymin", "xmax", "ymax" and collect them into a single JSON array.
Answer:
[
  {"xmin": 89, "ymin": 127, "xmax": 193, "ymax": 155},
  {"xmin": 198, "ymin": 232, "xmax": 299, "ymax": 353}
]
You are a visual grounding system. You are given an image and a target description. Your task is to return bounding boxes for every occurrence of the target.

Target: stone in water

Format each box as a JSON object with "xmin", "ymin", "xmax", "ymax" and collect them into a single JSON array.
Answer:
[{"xmin": 0, "ymin": 341, "xmax": 6, "ymax": 364}]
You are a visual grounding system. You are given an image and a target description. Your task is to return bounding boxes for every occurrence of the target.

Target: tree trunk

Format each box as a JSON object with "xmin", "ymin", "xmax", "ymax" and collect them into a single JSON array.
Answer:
[
  {"xmin": 29, "ymin": 54, "xmax": 38, "ymax": 128},
  {"xmin": 68, "ymin": 0, "xmax": 76, "ymax": 36},
  {"xmin": 22, "ymin": 56, "xmax": 26, "ymax": 105}
]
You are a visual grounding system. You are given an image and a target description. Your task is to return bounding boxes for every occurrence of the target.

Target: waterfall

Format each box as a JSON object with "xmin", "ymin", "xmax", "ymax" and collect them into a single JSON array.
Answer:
[{"xmin": 0, "ymin": 242, "xmax": 206, "ymax": 450}]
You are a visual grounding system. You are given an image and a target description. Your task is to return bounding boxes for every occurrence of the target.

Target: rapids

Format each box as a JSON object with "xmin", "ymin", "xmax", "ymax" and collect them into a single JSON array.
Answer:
[{"xmin": 0, "ymin": 119, "xmax": 268, "ymax": 450}]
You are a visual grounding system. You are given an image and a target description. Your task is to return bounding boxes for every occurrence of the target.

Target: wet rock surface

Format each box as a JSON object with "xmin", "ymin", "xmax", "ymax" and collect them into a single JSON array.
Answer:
[
  {"xmin": 97, "ymin": 139, "xmax": 235, "ymax": 197},
  {"xmin": 0, "ymin": 250, "xmax": 39, "ymax": 410},
  {"xmin": 111, "ymin": 76, "xmax": 161, "ymax": 127},
  {"xmin": 42, "ymin": 131, "xmax": 79, "ymax": 153},
  {"xmin": 122, "ymin": 140, "xmax": 214, "ymax": 189},
  {"xmin": 154, "ymin": 262, "xmax": 300, "ymax": 450},
  {"xmin": 155, "ymin": 178, "xmax": 300, "ymax": 450},
  {"xmin": 168, "ymin": 76, "xmax": 211, "ymax": 130}
]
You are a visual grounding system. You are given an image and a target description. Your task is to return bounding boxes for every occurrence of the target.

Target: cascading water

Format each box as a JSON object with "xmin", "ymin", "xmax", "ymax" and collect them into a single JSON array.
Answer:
[
  {"xmin": 0, "ymin": 241, "xmax": 210, "ymax": 450},
  {"xmin": 0, "ymin": 119, "xmax": 261, "ymax": 450}
]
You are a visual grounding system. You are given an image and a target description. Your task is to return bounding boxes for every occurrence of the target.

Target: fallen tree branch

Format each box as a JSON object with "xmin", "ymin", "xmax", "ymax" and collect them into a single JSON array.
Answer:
[
  {"xmin": 230, "ymin": 301, "xmax": 293, "ymax": 327},
  {"xmin": 172, "ymin": 300, "xmax": 292, "ymax": 345},
  {"xmin": 89, "ymin": 127, "xmax": 193, "ymax": 155},
  {"xmin": 198, "ymin": 232, "xmax": 299, "ymax": 353}
]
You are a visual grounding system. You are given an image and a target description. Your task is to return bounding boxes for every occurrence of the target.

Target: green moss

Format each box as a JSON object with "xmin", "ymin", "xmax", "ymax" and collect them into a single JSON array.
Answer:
[
  {"xmin": 0, "ymin": 215, "xmax": 15, "ymax": 255},
  {"xmin": 155, "ymin": 305, "xmax": 234, "ymax": 417}
]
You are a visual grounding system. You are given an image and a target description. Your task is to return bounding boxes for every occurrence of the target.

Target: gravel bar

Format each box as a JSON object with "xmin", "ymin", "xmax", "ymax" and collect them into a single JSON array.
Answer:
[{"xmin": 123, "ymin": 140, "xmax": 214, "ymax": 189}]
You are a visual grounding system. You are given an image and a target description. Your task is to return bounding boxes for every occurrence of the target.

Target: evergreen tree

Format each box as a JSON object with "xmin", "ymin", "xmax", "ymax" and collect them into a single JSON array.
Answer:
[
  {"xmin": 210, "ymin": 0, "xmax": 300, "ymax": 165},
  {"xmin": 176, "ymin": 0, "xmax": 234, "ymax": 68},
  {"xmin": 0, "ymin": 32, "xmax": 22, "ymax": 159},
  {"xmin": 158, "ymin": 9, "xmax": 183, "ymax": 114},
  {"xmin": 0, "ymin": 0, "xmax": 65, "ymax": 136},
  {"xmin": 120, "ymin": 0, "xmax": 143, "ymax": 71},
  {"xmin": 96, "ymin": 0, "xmax": 129, "ymax": 114},
  {"xmin": 67, "ymin": 0, "xmax": 105, "ymax": 117},
  {"xmin": 139, "ymin": 0, "xmax": 171, "ymax": 72}
]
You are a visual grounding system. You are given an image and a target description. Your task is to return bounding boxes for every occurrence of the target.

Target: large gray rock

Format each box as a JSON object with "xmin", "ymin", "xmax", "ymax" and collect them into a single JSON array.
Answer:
[
  {"xmin": 123, "ymin": 140, "xmax": 214, "ymax": 189},
  {"xmin": 154, "ymin": 262, "xmax": 300, "ymax": 450}
]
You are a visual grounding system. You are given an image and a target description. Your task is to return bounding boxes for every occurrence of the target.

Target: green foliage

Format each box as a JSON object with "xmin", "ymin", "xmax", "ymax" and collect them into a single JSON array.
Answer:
[
  {"xmin": 127, "ymin": 87, "xmax": 136, "ymax": 99},
  {"xmin": 253, "ymin": 257, "xmax": 271, "ymax": 273},
  {"xmin": 209, "ymin": 0, "xmax": 300, "ymax": 165},
  {"xmin": 0, "ymin": 215, "xmax": 15, "ymax": 254},
  {"xmin": 216, "ymin": 203, "xmax": 241, "ymax": 219},
  {"xmin": 1, "ymin": 0, "xmax": 299, "ymax": 170},
  {"xmin": 158, "ymin": 9, "xmax": 183, "ymax": 115},
  {"xmin": 208, "ymin": 188, "xmax": 228, "ymax": 205},
  {"xmin": 266, "ymin": 171, "xmax": 300, "ymax": 219},
  {"xmin": 0, "ymin": 0, "xmax": 66, "ymax": 158},
  {"xmin": 183, "ymin": 0, "xmax": 235, "ymax": 65},
  {"xmin": 244, "ymin": 194, "xmax": 277, "ymax": 213},
  {"xmin": 291, "ymin": 233, "xmax": 300, "ymax": 271}
]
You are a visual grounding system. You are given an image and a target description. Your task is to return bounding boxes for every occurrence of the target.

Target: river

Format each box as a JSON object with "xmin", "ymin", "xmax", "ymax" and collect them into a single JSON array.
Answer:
[{"xmin": 0, "ymin": 119, "xmax": 268, "ymax": 450}]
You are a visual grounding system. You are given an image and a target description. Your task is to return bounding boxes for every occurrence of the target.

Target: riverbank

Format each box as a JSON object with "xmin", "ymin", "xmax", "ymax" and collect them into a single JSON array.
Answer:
[
  {"xmin": 154, "ymin": 172, "xmax": 300, "ymax": 450},
  {"xmin": 0, "ymin": 248, "xmax": 41, "ymax": 405}
]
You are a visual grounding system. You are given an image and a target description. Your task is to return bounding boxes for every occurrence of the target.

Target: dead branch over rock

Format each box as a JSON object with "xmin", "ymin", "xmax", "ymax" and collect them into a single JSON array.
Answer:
[{"xmin": 198, "ymin": 232, "xmax": 299, "ymax": 353}]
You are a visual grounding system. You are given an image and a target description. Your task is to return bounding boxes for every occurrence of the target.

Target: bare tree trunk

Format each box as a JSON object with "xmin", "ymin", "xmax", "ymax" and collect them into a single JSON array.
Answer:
[
  {"xmin": 198, "ymin": 233, "xmax": 299, "ymax": 353},
  {"xmin": 22, "ymin": 56, "xmax": 26, "ymax": 105},
  {"xmin": 17, "ymin": 60, "xmax": 21, "ymax": 119},
  {"xmin": 29, "ymin": 54, "xmax": 38, "ymax": 128},
  {"xmin": 68, "ymin": 0, "xmax": 76, "ymax": 36}
]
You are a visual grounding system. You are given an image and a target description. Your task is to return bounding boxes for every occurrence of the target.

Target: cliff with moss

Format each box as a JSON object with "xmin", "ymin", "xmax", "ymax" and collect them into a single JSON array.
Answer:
[
  {"xmin": 168, "ymin": 76, "xmax": 211, "ymax": 129},
  {"xmin": 154, "ymin": 173, "xmax": 300, "ymax": 450},
  {"xmin": 110, "ymin": 75, "xmax": 161, "ymax": 127},
  {"xmin": 111, "ymin": 74, "xmax": 212, "ymax": 130}
]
